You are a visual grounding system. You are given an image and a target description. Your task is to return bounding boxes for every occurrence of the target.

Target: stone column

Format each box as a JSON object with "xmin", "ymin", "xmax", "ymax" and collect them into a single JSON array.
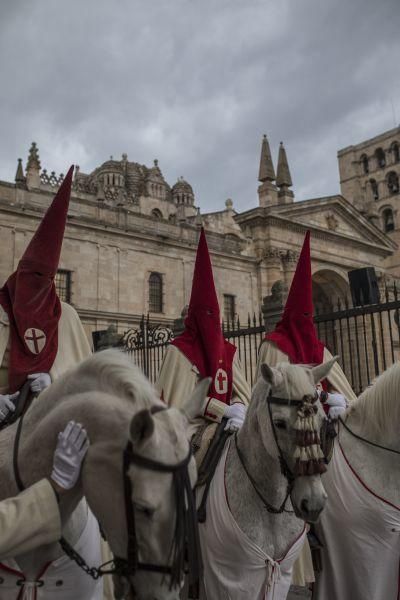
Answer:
[
  {"xmin": 173, "ymin": 305, "xmax": 188, "ymax": 337},
  {"xmin": 281, "ymin": 249, "xmax": 299, "ymax": 288},
  {"xmin": 261, "ymin": 280, "xmax": 288, "ymax": 333},
  {"xmin": 263, "ymin": 247, "xmax": 283, "ymax": 288}
]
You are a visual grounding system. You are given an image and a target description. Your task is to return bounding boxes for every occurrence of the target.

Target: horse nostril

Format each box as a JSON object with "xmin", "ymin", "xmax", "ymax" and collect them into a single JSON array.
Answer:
[{"xmin": 301, "ymin": 499, "xmax": 309, "ymax": 514}]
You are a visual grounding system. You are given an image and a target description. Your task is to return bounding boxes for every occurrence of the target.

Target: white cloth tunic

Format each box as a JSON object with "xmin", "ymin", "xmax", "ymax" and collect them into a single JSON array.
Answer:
[
  {"xmin": 199, "ymin": 440, "xmax": 307, "ymax": 600},
  {"xmin": 314, "ymin": 437, "xmax": 400, "ymax": 600},
  {"xmin": 0, "ymin": 507, "xmax": 103, "ymax": 600}
]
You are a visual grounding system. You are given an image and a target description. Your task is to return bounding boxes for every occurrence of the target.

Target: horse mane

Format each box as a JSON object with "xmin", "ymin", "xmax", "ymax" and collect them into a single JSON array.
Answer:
[
  {"xmin": 348, "ymin": 362, "xmax": 400, "ymax": 441},
  {"xmin": 43, "ymin": 348, "xmax": 161, "ymax": 413}
]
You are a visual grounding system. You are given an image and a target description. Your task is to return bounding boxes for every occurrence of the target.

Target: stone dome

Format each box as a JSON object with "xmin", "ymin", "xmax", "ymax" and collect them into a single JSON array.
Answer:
[{"xmin": 172, "ymin": 177, "xmax": 194, "ymax": 205}]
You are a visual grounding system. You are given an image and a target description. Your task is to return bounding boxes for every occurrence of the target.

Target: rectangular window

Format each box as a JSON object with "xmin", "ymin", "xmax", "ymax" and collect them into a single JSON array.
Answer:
[
  {"xmin": 55, "ymin": 269, "xmax": 72, "ymax": 303},
  {"xmin": 149, "ymin": 272, "xmax": 163, "ymax": 313},
  {"xmin": 223, "ymin": 294, "xmax": 236, "ymax": 324}
]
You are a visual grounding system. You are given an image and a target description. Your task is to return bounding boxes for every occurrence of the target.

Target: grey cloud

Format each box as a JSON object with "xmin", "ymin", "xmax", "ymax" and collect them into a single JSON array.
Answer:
[{"xmin": 0, "ymin": 0, "xmax": 399, "ymax": 212}]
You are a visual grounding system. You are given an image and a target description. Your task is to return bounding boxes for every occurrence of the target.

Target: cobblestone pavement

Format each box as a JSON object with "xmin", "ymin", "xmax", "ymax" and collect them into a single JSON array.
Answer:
[{"xmin": 287, "ymin": 586, "xmax": 312, "ymax": 599}]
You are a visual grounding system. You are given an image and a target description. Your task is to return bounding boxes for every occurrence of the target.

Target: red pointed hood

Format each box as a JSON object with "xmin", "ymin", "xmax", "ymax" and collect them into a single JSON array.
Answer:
[
  {"xmin": 172, "ymin": 228, "xmax": 236, "ymax": 404},
  {"xmin": 266, "ymin": 231, "xmax": 325, "ymax": 364},
  {"xmin": 0, "ymin": 166, "xmax": 74, "ymax": 392}
]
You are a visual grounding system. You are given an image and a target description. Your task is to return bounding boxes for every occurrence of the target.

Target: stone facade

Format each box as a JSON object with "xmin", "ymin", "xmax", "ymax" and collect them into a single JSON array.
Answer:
[
  {"xmin": 338, "ymin": 126, "xmax": 400, "ymax": 274},
  {"xmin": 0, "ymin": 136, "xmax": 397, "ymax": 343}
]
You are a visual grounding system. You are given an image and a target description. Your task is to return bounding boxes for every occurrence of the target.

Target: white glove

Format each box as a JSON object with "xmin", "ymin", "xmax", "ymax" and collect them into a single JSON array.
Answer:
[
  {"xmin": 51, "ymin": 421, "xmax": 90, "ymax": 490},
  {"xmin": 326, "ymin": 393, "xmax": 347, "ymax": 420},
  {"xmin": 28, "ymin": 372, "xmax": 52, "ymax": 394},
  {"xmin": 0, "ymin": 392, "xmax": 19, "ymax": 423},
  {"xmin": 223, "ymin": 403, "xmax": 247, "ymax": 432}
]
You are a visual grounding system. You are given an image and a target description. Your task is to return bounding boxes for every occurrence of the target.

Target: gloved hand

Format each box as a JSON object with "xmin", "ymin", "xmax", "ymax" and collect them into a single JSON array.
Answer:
[
  {"xmin": 28, "ymin": 372, "xmax": 52, "ymax": 394},
  {"xmin": 326, "ymin": 392, "xmax": 347, "ymax": 420},
  {"xmin": 51, "ymin": 421, "xmax": 90, "ymax": 490},
  {"xmin": 0, "ymin": 392, "xmax": 19, "ymax": 423},
  {"xmin": 223, "ymin": 402, "xmax": 247, "ymax": 432}
]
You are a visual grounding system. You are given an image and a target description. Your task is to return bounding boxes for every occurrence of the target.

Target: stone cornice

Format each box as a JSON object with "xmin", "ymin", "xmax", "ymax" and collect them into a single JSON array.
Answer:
[
  {"xmin": 234, "ymin": 203, "xmax": 395, "ymax": 257},
  {"xmin": 76, "ymin": 307, "xmax": 174, "ymax": 326},
  {"xmin": 0, "ymin": 198, "xmax": 257, "ymax": 267}
]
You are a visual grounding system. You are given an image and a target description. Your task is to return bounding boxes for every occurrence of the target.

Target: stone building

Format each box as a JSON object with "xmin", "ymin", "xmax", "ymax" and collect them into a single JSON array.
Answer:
[
  {"xmin": 338, "ymin": 125, "xmax": 400, "ymax": 274},
  {"xmin": 0, "ymin": 132, "xmax": 397, "ymax": 343}
]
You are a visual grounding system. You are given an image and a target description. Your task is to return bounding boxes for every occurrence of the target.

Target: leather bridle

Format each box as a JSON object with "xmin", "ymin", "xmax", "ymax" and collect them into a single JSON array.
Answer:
[
  {"xmin": 12, "ymin": 402, "xmax": 202, "ymax": 597},
  {"xmin": 234, "ymin": 392, "xmax": 312, "ymax": 514}
]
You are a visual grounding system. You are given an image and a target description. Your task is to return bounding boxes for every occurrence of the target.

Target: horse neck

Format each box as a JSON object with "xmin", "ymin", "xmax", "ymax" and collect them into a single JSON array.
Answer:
[{"xmin": 233, "ymin": 396, "xmax": 287, "ymax": 502}]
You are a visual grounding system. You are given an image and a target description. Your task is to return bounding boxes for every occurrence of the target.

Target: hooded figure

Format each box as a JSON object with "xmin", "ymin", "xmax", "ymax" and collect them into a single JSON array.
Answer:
[
  {"xmin": 256, "ymin": 231, "xmax": 357, "ymax": 404},
  {"xmin": 256, "ymin": 231, "xmax": 356, "ymax": 590},
  {"xmin": 0, "ymin": 167, "xmax": 115, "ymax": 600},
  {"xmin": 0, "ymin": 166, "xmax": 90, "ymax": 401},
  {"xmin": 155, "ymin": 228, "xmax": 250, "ymax": 455}
]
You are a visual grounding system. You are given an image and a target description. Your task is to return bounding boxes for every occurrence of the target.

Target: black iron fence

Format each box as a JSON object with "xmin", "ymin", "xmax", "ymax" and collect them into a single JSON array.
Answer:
[
  {"xmin": 116, "ymin": 286, "xmax": 400, "ymax": 394},
  {"xmin": 315, "ymin": 284, "xmax": 400, "ymax": 395},
  {"xmin": 121, "ymin": 315, "xmax": 174, "ymax": 383},
  {"xmin": 222, "ymin": 313, "xmax": 265, "ymax": 387}
]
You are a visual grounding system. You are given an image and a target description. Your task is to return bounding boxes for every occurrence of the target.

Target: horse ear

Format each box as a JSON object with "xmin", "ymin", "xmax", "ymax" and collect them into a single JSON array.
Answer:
[
  {"xmin": 130, "ymin": 409, "xmax": 154, "ymax": 445},
  {"xmin": 260, "ymin": 363, "xmax": 283, "ymax": 387},
  {"xmin": 180, "ymin": 377, "xmax": 211, "ymax": 422},
  {"xmin": 311, "ymin": 356, "xmax": 338, "ymax": 384}
]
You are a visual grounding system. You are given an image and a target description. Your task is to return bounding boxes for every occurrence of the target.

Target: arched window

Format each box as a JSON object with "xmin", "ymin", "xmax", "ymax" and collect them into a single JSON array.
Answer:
[
  {"xmin": 387, "ymin": 171, "xmax": 399, "ymax": 195},
  {"xmin": 149, "ymin": 272, "xmax": 163, "ymax": 313},
  {"xmin": 375, "ymin": 147, "xmax": 386, "ymax": 169},
  {"xmin": 382, "ymin": 208, "xmax": 395, "ymax": 232},
  {"xmin": 151, "ymin": 208, "xmax": 163, "ymax": 219},
  {"xmin": 360, "ymin": 154, "xmax": 369, "ymax": 174},
  {"xmin": 391, "ymin": 142, "xmax": 400, "ymax": 164},
  {"xmin": 370, "ymin": 178, "xmax": 379, "ymax": 200}
]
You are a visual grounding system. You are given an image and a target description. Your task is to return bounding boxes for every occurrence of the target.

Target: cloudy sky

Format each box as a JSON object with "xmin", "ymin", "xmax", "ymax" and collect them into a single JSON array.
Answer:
[{"xmin": 0, "ymin": 0, "xmax": 399, "ymax": 212}]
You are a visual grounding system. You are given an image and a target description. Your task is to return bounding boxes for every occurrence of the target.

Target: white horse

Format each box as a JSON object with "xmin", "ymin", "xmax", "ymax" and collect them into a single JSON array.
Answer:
[
  {"xmin": 314, "ymin": 362, "xmax": 400, "ymax": 600},
  {"xmin": 187, "ymin": 358, "xmax": 337, "ymax": 600},
  {"xmin": 0, "ymin": 349, "xmax": 205, "ymax": 600}
]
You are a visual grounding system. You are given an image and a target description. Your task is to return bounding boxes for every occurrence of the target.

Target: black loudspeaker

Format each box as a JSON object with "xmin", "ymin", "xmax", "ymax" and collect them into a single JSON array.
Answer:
[{"xmin": 348, "ymin": 267, "xmax": 380, "ymax": 306}]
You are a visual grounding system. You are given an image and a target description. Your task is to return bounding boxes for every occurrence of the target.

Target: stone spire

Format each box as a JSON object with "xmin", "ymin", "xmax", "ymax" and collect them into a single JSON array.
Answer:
[
  {"xmin": 26, "ymin": 142, "xmax": 41, "ymax": 188},
  {"xmin": 258, "ymin": 134, "xmax": 276, "ymax": 182},
  {"xmin": 276, "ymin": 142, "xmax": 294, "ymax": 204},
  {"xmin": 15, "ymin": 158, "xmax": 25, "ymax": 185},
  {"xmin": 26, "ymin": 142, "xmax": 41, "ymax": 171},
  {"xmin": 257, "ymin": 134, "xmax": 278, "ymax": 207}
]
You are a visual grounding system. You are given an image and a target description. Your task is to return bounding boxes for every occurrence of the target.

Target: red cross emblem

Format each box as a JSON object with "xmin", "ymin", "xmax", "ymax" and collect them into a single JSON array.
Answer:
[
  {"xmin": 24, "ymin": 328, "xmax": 46, "ymax": 355},
  {"xmin": 215, "ymin": 368, "xmax": 228, "ymax": 395}
]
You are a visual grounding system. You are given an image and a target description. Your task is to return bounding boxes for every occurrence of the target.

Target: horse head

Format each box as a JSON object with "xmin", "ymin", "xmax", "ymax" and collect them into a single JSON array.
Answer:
[{"xmin": 254, "ymin": 357, "xmax": 337, "ymax": 523}]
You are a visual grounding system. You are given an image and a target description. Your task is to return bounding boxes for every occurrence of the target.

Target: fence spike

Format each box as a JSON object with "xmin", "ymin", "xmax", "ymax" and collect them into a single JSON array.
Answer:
[
  {"xmin": 248, "ymin": 313, "xmax": 251, "ymax": 327},
  {"xmin": 344, "ymin": 295, "xmax": 349, "ymax": 310}
]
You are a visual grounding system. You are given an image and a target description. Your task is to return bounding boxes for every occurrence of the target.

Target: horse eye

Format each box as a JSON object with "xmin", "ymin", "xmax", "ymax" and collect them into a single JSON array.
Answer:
[
  {"xmin": 274, "ymin": 420, "xmax": 287, "ymax": 430},
  {"xmin": 135, "ymin": 505, "xmax": 155, "ymax": 519}
]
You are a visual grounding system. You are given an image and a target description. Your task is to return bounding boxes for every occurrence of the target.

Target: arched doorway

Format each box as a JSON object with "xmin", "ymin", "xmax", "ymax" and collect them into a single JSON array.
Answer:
[{"xmin": 312, "ymin": 269, "xmax": 350, "ymax": 314}]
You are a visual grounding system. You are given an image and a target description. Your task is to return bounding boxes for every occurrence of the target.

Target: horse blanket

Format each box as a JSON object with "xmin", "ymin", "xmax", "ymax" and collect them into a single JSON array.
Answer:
[
  {"xmin": 0, "ymin": 505, "xmax": 103, "ymax": 599},
  {"xmin": 314, "ymin": 438, "xmax": 400, "ymax": 600},
  {"xmin": 199, "ymin": 439, "xmax": 307, "ymax": 599}
]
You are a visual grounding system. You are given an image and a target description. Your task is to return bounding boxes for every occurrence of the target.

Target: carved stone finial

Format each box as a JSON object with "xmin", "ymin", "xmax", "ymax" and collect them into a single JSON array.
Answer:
[
  {"xmin": 173, "ymin": 305, "xmax": 189, "ymax": 336},
  {"xmin": 225, "ymin": 198, "xmax": 233, "ymax": 209},
  {"xmin": 154, "ymin": 159, "xmax": 158, "ymax": 167},
  {"xmin": 26, "ymin": 142, "xmax": 41, "ymax": 172},
  {"xmin": 122, "ymin": 153, "xmax": 128, "ymax": 161}
]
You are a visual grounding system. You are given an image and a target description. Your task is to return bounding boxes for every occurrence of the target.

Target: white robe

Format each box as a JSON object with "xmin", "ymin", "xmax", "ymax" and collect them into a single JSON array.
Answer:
[
  {"xmin": 314, "ymin": 437, "xmax": 400, "ymax": 600},
  {"xmin": 256, "ymin": 340, "xmax": 357, "ymax": 404},
  {"xmin": 199, "ymin": 439, "xmax": 307, "ymax": 600},
  {"xmin": 0, "ymin": 507, "xmax": 103, "ymax": 599}
]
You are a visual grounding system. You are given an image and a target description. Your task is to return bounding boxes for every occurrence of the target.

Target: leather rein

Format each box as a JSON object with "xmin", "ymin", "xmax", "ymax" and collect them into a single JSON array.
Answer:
[
  {"xmin": 234, "ymin": 392, "xmax": 305, "ymax": 515},
  {"xmin": 12, "ymin": 401, "xmax": 201, "ymax": 594}
]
